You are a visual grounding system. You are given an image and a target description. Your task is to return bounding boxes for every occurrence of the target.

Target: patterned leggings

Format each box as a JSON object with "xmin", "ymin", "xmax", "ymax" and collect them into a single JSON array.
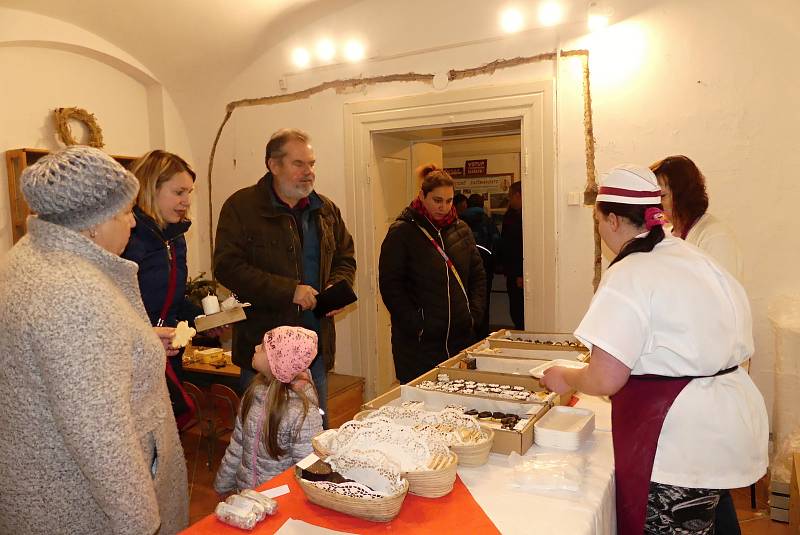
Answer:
[{"xmin": 645, "ymin": 482, "xmax": 723, "ymax": 534}]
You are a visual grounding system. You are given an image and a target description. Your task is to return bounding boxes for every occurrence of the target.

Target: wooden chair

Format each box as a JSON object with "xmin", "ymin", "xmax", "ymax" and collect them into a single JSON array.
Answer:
[
  {"xmin": 180, "ymin": 381, "xmax": 207, "ymax": 434},
  {"xmin": 208, "ymin": 383, "xmax": 241, "ymax": 468},
  {"xmin": 181, "ymin": 381, "xmax": 213, "ymax": 468}
]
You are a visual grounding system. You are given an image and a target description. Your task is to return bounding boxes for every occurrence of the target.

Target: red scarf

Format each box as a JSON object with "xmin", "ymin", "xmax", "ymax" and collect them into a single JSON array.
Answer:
[{"xmin": 410, "ymin": 197, "xmax": 457, "ymax": 229}]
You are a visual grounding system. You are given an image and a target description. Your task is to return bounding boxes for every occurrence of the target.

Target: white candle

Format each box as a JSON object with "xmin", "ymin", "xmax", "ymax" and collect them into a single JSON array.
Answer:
[{"xmin": 201, "ymin": 294, "xmax": 220, "ymax": 315}]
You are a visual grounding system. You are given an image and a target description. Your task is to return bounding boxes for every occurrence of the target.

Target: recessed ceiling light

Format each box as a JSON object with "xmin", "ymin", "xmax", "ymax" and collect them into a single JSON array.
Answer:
[
  {"xmin": 315, "ymin": 39, "xmax": 336, "ymax": 62},
  {"xmin": 500, "ymin": 7, "xmax": 524, "ymax": 33},
  {"xmin": 291, "ymin": 47, "xmax": 310, "ymax": 68},
  {"xmin": 344, "ymin": 40, "xmax": 365, "ymax": 62},
  {"xmin": 538, "ymin": 1, "xmax": 563, "ymax": 26}
]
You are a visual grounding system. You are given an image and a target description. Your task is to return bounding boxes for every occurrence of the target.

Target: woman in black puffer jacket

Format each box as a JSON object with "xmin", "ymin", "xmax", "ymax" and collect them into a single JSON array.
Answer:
[{"xmin": 379, "ymin": 164, "xmax": 486, "ymax": 383}]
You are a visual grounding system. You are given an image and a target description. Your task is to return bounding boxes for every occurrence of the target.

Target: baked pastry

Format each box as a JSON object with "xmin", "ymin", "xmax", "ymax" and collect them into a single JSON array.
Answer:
[{"xmin": 171, "ymin": 320, "xmax": 196, "ymax": 349}]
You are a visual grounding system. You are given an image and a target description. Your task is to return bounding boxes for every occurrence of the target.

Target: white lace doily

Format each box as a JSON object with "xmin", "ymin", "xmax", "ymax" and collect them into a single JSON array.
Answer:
[
  {"xmin": 324, "ymin": 420, "xmax": 451, "ymax": 471},
  {"xmin": 325, "ymin": 450, "xmax": 405, "ymax": 496},
  {"xmin": 310, "ymin": 481, "xmax": 389, "ymax": 500},
  {"xmin": 361, "ymin": 406, "xmax": 486, "ymax": 446}
]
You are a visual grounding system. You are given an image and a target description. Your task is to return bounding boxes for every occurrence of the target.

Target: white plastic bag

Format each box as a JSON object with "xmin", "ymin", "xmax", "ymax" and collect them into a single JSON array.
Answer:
[{"xmin": 508, "ymin": 450, "xmax": 585, "ymax": 492}]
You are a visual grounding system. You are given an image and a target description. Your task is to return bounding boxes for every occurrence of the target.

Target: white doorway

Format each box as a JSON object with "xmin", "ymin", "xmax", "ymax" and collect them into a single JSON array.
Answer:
[{"xmin": 344, "ymin": 81, "xmax": 555, "ymax": 399}]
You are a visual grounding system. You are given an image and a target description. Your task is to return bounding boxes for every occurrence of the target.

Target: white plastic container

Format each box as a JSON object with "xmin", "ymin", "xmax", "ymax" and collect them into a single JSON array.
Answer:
[
  {"xmin": 534, "ymin": 406, "xmax": 595, "ymax": 451},
  {"xmin": 529, "ymin": 359, "xmax": 588, "ymax": 379}
]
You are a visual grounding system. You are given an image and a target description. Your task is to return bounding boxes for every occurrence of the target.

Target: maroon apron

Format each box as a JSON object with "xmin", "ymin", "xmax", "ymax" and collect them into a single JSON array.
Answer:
[{"xmin": 611, "ymin": 367, "xmax": 737, "ymax": 534}]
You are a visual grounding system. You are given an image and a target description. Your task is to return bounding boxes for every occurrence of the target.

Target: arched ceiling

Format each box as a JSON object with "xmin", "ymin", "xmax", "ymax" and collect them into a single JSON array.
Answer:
[{"xmin": 1, "ymin": 0, "xmax": 359, "ymax": 89}]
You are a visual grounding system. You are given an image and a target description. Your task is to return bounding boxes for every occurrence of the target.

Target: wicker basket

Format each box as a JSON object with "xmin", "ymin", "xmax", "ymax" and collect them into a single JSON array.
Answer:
[
  {"xmin": 450, "ymin": 426, "xmax": 494, "ymax": 467},
  {"xmin": 404, "ymin": 450, "xmax": 458, "ymax": 498},
  {"xmin": 296, "ymin": 474, "xmax": 409, "ymax": 522}
]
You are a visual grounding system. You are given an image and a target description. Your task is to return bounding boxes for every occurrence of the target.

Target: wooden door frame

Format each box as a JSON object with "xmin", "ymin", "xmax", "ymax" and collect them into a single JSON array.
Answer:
[{"xmin": 343, "ymin": 81, "xmax": 555, "ymax": 399}]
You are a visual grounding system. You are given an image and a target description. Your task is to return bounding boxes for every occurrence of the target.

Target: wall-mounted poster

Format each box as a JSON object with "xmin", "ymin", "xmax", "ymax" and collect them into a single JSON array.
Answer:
[{"xmin": 453, "ymin": 173, "xmax": 513, "ymax": 215}]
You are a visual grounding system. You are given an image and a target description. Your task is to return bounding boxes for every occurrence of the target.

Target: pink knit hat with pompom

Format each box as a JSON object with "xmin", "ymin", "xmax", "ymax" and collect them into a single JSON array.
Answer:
[{"xmin": 262, "ymin": 326, "xmax": 318, "ymax": 383}]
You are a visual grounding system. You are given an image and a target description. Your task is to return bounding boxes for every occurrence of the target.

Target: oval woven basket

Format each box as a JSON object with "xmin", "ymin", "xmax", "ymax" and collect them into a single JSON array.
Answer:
[
  {"xmin": 404, "ymin": 450, "xmax": 458, "ymax": 498},
  {"xmin": 296, "ymin": 474, "xmax": 409, "ymax": 522},
  {"xmin": 449, "ymin": 426, "xmax": 494, "ymax": 467}
]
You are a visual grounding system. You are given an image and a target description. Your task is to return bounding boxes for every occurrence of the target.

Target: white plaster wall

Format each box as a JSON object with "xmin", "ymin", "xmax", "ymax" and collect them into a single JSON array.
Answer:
[
  {"xmin": 181, "ymin": 0, "xmax": 798, "ymax": 417},
  {"xmin": 0, "ymin": 8, "xmax": 197, "ymax": 272}
]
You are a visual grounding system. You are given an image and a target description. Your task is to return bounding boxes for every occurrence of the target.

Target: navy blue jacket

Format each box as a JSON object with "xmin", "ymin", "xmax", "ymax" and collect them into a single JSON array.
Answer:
[{"xmin": 123, "ymin": 206, "xmax": 201, "ymax": 327}]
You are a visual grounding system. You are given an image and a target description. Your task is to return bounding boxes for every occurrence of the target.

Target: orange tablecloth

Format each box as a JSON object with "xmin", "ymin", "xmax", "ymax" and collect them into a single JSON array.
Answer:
[{"xmin": 182, "ymin": 467, "xmax": 500, "ymax": 534}]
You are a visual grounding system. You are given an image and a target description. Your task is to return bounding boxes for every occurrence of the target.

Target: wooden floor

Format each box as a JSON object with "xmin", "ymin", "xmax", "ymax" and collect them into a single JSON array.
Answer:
[{"xmin": 180, "ymin": 427, "xmax": 790, "ymax": 532}]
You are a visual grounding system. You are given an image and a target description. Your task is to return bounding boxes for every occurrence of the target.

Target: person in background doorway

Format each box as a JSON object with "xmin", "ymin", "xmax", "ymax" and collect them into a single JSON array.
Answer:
[
  {"xmin": 499, "ymin": 180, "xmax": 524, "ymax": 329},
  {"xmin": 454, "ymin": 193, "xmax": 468, "ymax": 217},
  {"xmin": 214, "ymin": 128, "xmax": 356, "ymax": 428},
  {"xmin": 460, "ymin": 193, "xmax": 498, "ymax": 338},
  {"xmin": 650, "ymin": 155, "xmax": 745, "ymax": 532},
  {"xmin": 0, "ymin": 146, "xmax": 189, "ymax": 534},
  {"xmin": 542, "ymin": 164, "xmax": 767, "ymax": 535},
  {"xmin": 214, "ymin": 326, "xmax": 322, "ymax": 495},
  {"xmin": 379, "ymin": 164, "xmax": 486, "ymax": 383},
  {"xmin": 650, "ymin": 154, "xmax": 742, "ymax": 279}
]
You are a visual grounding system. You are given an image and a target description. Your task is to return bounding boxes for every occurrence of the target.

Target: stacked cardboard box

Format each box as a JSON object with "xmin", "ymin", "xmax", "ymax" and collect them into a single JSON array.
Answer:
[{"xmin": 770, "ymin": 479, "xmax": 791, "ymax": 522}]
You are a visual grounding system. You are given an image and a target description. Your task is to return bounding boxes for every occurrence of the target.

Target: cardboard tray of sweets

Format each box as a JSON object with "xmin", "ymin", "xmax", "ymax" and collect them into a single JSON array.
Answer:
[
  {"xmin": 361, "ymin": 368, "xmax": 560, "ymax": 455},
  {"xmin": 488, "ymin": 329, "xmax": 587, "ymax": 352},
  {"xmin": 440, "ymin": 352, "xmax": 548, "ymax": 375},
  {"xmin": 442, "ymin": 349, "xmax": 588, "ymax": 374},
  {"xmin": 468, "ymin": 345, "xmax": 589, "ymax": 362}
]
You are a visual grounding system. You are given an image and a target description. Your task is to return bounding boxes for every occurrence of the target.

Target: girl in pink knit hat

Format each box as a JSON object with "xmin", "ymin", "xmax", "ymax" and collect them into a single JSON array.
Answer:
[{"xmin": 214, "ymin": 326, "xmax": 323, "ymax": 493}]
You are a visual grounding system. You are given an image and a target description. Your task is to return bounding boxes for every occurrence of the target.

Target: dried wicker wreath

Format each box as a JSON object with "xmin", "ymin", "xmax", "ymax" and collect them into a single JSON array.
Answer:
[{"xmin": 53, "ymin": 107, "xmax": 105, "ymax": 148}]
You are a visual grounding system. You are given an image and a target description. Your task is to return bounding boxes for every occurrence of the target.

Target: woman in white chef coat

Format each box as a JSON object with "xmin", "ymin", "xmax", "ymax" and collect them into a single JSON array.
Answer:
[
  {"xmin": 541, "ymin": 164, "xmax": 768, "ymax": 535},
  {"xmin": 650, "ymin": 155, "xmax": 742, "ymax": 279}
]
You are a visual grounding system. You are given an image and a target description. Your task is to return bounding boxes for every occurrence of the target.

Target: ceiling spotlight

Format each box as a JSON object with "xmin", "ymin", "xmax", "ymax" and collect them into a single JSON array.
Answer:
[
  {"xmin": 291, "ymin": 47, "xmax": 310, "ymax": 68},
  {"xmin": 315, "ymin": 39, "xmax": 336, "ymax": 62},
  {"xmin": 538, "ymin": 1, "xmax": 564, "ymax": 26},
  {"xmin": 344, "ymin": 40, "xmax": 365, "ymax": 62},
  {"xmin": 500, "ymin": 7, "xmax": 524, "ymax": 33}
]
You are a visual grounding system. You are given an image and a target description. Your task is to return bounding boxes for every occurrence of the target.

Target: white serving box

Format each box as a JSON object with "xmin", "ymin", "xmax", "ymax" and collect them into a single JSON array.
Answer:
[{"xmin": 534, "ymin": 406, "xmax": 595, "ymax": 451}]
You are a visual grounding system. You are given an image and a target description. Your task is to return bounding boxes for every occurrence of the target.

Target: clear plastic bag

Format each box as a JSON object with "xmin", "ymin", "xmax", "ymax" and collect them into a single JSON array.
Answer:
[
  {"xmin": 240, "ymin": 489, "xmax": 279, "ymax": 516},
  {"xmin": 226, "ymin": 494, "xmax": 267, "ymax": 522},
  {"xmin": 216, "ymin": 490, "xmax": 279, "ymax": 530},
  {"xmin": 508, "ymin": 450, "xmax": 585, "ymax": 492},
  {"xmin": 215, "ymin": 502, "xmax": 258, "ymax": 530}
]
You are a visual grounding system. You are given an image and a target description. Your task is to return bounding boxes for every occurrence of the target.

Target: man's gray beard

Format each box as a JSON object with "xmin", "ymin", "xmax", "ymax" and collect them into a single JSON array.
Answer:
[{"xmin": 277, "ymin": 181, "xmax": 314, "ymax": 203}]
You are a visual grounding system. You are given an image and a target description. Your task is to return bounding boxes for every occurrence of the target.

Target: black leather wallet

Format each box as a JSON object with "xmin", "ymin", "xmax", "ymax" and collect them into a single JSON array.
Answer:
[{"xmin": 314, "ymin": 280, "xmax": 357, "ymax": 317}]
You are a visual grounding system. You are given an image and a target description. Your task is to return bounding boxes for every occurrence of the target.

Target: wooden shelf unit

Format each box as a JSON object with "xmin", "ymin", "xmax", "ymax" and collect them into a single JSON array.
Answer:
[{"xmin": 5, "ymin": 148, "xmax": 137, "ymax": 244}]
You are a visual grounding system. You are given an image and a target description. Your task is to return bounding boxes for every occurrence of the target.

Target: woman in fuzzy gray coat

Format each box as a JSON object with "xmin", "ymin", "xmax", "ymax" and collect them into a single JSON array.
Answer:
[{"xmin": 0, "ymin": 146, "xmax": 189, "ymax": 534}]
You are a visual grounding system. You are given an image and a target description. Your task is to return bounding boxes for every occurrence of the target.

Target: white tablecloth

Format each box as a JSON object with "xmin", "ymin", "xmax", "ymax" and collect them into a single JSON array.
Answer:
[{"xmin": 458, "ymin": 395, "xmax": 616, "ymax": 534}]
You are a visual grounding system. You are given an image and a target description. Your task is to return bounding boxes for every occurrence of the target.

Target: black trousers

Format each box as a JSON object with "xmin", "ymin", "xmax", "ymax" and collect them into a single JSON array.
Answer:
[
  {"xmin": 506, "ymin": 276, "xmax": 524, "ymax": 330},
  {"xmin": 714, "ymin": 490, "xmax": 741, "ymax": 535}
]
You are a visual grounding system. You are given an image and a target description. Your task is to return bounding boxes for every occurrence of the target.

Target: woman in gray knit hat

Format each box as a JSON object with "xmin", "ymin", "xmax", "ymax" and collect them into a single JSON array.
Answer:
[{"xmin": 0, "ymin": 146, "xmax": 189, "ymax": 534}]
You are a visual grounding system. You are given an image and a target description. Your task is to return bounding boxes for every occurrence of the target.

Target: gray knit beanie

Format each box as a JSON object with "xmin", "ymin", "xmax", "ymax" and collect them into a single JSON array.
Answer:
[{"xmin": 21, "ymin": 145, "xmax": 139, "ymax": 230}]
